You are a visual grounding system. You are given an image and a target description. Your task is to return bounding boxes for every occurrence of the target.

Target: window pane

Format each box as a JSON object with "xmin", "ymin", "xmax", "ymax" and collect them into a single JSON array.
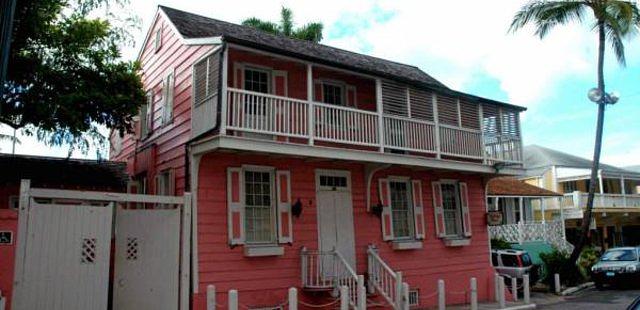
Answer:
[
  {"xmin": 322, "ymin": 84, "xmax": 343, "ymax": 105},
  {"xmin": 390, "ymin": 181, "xmax": 413, "ymax": 238},
  {"xmin": 244, "ymin": 171, "xmax": 274, "ymax": 243},
  {"xmin": 441, "ymin": 184, "xmax": 461, "ymax": 236}
]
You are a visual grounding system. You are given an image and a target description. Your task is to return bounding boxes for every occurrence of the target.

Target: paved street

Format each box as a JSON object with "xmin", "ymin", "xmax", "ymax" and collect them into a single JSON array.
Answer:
[{"xmin": 537, "ymin": 288, "xmax": 640, "ymax": 310}]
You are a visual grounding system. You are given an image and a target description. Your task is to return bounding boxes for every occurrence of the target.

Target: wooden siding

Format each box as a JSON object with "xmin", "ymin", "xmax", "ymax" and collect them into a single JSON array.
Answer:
[
  {"xmin": 192, "ymin": 152, "xmax": 495, "ymax": 308},
  {"xmin": 110, "ymin": 12, "xmax": 214, "ymax": 195}
]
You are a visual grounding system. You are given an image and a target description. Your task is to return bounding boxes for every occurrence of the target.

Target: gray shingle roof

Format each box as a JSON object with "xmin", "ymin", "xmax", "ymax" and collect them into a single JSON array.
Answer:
[
  {"xmin": 624, "ymin": 165, "xmax": 640, "ymax": 173},
  {"xmin": 523, "ymin": 145, "xmax": 634, "ymax": 175},
  {"xmin": 160, "ymin": 5, "xmax": 447, "ymax": 88}
]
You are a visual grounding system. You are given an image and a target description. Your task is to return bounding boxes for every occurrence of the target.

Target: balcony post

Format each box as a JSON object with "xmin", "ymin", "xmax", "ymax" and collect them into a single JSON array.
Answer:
[
  {"xmin": 432, "ymin": 93, "xmax": 441, "ymax": 159},
  {"xmin": 375, "ymin": 79, "xmax": 384, "ymax": 152},
  {"xmin": 307, "ymin": 64, "xmax": 314, "ymax": 145},
  {"xmin": 478, "ymin": 103, "xmax": 487, "ymax": 164},
  {"xmin": 621, "ymin": 174, "xmax": 627, "ymax": 207},
  {"xmin": 219, "ymin": 45, "xmax": 229, "ymax": 136}
]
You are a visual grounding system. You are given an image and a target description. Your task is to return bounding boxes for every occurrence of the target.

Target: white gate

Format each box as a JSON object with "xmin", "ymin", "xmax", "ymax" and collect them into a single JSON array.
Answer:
[
  {"xmin": 12, "ymin": 180, "xmax": 192, "ymax": 310},
  {"xmin": 113, "ymin": 207, "xmax": 180, "ymax": 310},
  {"xmin": 12, "ymin": 201, "xmax": 113, "ymax": 310}
]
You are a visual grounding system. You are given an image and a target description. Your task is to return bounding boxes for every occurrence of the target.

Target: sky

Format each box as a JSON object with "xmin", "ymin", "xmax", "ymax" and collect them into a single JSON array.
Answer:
[{"xmin": 1, "ymin": 0, "xmax": 639, "ymax": 167}]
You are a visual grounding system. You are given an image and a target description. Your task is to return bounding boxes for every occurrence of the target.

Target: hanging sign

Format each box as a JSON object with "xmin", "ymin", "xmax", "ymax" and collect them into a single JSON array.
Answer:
[
  {"xmin": 0, "ymin": 231, "xmax": 13, "ymax": 245},
  {"xmin": 487, "ymin": 211, "xmax": 503, "ymax": 226}
]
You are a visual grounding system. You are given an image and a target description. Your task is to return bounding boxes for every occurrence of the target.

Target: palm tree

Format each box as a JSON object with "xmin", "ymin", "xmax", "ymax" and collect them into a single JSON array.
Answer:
[
  {"xmin": 0, "ymin": 132, "xmax": 20, "ymax": 153},
  {"xmin": 510, "ymin": 0, "xmax": 640, "ymax": 266},
  {"xmin": 242, "ymin": 7, "xmax": 323, "ymax": 43}
]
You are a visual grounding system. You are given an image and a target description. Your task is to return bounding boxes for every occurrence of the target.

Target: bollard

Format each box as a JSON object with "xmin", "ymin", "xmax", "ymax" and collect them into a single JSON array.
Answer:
[
  {"xmin": 357, "ymin": 275, "xmax": 366, "ymax": 310},
  {"xmin": 523, "ymin": 274, "xmax": 530, "ymax": 304},
  {"xmin": 511, "ymin": 277, "xmax": 518, "ymax": 302},
  {"xmin": 228, "ymin": 289, "xmax": 238, "ymax": 310},
  {"xmin": 554, "ymin": 273, "xmax": 561, "ymax": 294},
  {"xmin": 340, "ymin": 286, "xmax": 349, "ymax": 310},
  {"xmin": 498, "ymin": 277, "xmax": 506, "ymax": 309},
  {"xmin": 289, "ymin": 287, "xmax": 297, "ymax": 310},
  {"xmin": 438, "ymin": 279, "xmax": 445, "ymax": 310},
  {"xmin": 470, "ymin": 277, "xmax": 478, "ymax": 310},
  {"xmin": 494, "ymin": 273, "xmax": 500, "ymax": 302},
  {"xmin": 402, "ymin": 282, "xmax": 410, "ymax": 310},
  {"xmin": 396, "ymin": 272, "xmax": 404, "ymax": 310},
  {"xmin": 207, "ymin": 285, "xmax": 216, "ymax": 310}
]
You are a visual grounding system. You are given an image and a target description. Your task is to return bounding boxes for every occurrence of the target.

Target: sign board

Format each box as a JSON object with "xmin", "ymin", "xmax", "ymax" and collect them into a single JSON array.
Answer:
[
  {"xmin": 0, "ymin": 231, "xmax": 13, "ymax": 245},
  {"xmin": 486, "ymin": 211, "xmax": 503, "ymax": 226},
  {"xmin": 563, "ymin": 208, "xmax": 584, "ymax": 220}
]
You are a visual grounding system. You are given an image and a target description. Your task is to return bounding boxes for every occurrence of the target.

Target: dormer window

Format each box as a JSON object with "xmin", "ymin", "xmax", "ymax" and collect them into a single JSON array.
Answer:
[{"xmin": 154, "ymin": 29, "xmax": 162, "ymax": 52}]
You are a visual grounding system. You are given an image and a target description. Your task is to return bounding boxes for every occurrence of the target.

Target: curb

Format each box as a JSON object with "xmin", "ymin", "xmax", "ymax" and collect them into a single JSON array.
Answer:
[
  {"xmin": 501, "ymin": 304, "xmax": 537, "ymax": 310},
  {"xmin": 560, "ymin": 282, "xmax": 594, "ymax": 296}
]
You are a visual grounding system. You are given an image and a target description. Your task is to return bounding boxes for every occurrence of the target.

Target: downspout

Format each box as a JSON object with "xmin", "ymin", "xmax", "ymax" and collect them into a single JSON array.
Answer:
[{"xmin": 365, "ymin": 163, "xmax": 391, "ymax": 211}]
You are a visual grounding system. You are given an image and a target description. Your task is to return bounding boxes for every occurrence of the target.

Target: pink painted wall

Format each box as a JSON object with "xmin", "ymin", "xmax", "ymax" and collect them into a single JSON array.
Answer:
[{"xmin": 192, "ymin": 152, "xmax": 495, "ymax": 309}]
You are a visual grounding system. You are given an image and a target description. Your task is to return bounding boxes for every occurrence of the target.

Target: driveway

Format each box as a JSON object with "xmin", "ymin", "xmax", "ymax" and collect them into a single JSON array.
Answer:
[{"xmin": 537, "ymin": 287, "xmax": 640, "ymax": 309}]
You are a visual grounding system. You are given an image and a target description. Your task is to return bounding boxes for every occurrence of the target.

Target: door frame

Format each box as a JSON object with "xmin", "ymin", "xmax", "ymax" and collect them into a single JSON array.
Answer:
[{"xmin": 314, "ymin": 169, "xmax": 354, "ymax": 253}]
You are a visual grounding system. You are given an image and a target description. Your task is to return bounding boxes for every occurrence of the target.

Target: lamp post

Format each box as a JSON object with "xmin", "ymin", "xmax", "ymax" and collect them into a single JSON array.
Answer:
[{"xmin": 588, "ymin": 88, "xmax": 619, "ymax": 105}]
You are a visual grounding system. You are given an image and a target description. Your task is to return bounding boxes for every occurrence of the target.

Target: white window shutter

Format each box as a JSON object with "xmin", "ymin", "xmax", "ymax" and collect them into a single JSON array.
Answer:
[
  {"xmin": 379, "ymin": 178, "xmax": 394, "ymax": 241},
  {"xmin": 432, "ymin": 181, "xmax": 446, "ymax": 238},
  {"xmin": 411, "ymin": 180, "xmax": 425, "ymax": 240},
  {"xmin": 460, "ymin": 182, "xmax": 472, "ymax": 237},
  {"xmin": 163, "ymin": 72, "xmax": 174, "ymax": 124},
  {"xmin": 227, "ymin": 167, "xmax": 245, "ymax": 245},
  {"xmin": 276, "ymin": 170, "xmax": 293, "ymax": 243}
]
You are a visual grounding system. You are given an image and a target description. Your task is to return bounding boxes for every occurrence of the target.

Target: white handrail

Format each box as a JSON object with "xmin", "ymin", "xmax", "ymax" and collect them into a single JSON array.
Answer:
[{"xmin": 367, "ymin": 245, "xmax": 403, "ymax": 309}]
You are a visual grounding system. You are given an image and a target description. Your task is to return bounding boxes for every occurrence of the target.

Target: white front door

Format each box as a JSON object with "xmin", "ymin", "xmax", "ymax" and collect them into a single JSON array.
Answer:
[{"xmin": 316, "ymin": 170, "xmax": 356, "ymax": 268}]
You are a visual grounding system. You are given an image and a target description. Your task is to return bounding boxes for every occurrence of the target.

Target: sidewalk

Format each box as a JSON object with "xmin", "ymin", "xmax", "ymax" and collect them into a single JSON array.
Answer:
[{"xmin": 440, "ymin": 292, "xmax": 565, "ymax": 310}]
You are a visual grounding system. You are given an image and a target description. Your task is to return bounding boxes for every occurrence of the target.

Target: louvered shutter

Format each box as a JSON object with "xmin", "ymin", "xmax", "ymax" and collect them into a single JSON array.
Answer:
[
  {"xmin": 154, "ymin": 174, "xmax": 163, "ymax": 195},
  {"xmin": 168, "ymin": 169, "xmax": 175, "ymax": 195},
  {"xmin": 276, "ymin": 171, "xmax": 293, "ymax": 243},
  {"xmin": 381, "ymin": 81, "xmax": 408, "ymax": 116},
  {"xmin": 346, "ymin": 85, "xmax": 356, "ymax": 107},
  {"xmin": 162, "ymin": 72, "xmax": 174, "ymax": 124},
  {"xmin": 460, "ymin": 182, "xmax": 472, "ymax": 237},
  {"xmin": 272, "ymin": 71, "xmax": 288, "ymax": 96},
  {"xmin": 227, "ymin": 167, "xmax": 245, "ymax": 245},
  {"xmin": 432, "ymin": 182, "xmax": 446, "ymax": 238},
  {"xmin": 411, "ymin": 180, "xmax": 425, "ymax": 240},
  {"xmin": 379, "ymin": 178, "xmax": 394, "ymax": 241},
  {"xmin": 437, "ymin": 94, "xmax": 459, "ymax": 126}
]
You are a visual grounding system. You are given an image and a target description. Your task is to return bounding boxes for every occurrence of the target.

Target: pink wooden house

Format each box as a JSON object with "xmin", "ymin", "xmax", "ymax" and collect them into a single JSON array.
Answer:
[{"xmin": 110, "ymin": 5, "xmax": 526, "ymax": 309}]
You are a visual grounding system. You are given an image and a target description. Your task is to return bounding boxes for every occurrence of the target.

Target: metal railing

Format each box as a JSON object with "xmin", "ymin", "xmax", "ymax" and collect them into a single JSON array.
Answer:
[
  {"xmin": 300, "ymin": 247, "xmax": 362, "ymax": 308},
  {"xmin": 367, "ymin": 245, "xmax": 405, "ymax": 309},
  {"xmin": 225, "ymin": 88, "xmax": 523, "ymax": 164}
]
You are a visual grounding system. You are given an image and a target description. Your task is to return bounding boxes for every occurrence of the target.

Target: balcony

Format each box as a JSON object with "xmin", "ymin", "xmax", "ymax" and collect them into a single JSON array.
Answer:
[
  {"xmin": 545, "ymin": 192, "xmax": 640, "ymax": 210},
  {"xmin": 222, "ymin": 87, "xmax": 522, "ymax": 165}
]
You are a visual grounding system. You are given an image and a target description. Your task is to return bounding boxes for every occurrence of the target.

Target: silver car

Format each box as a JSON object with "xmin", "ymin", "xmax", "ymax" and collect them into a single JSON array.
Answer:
[
  {"xmin": 492, "ymin": 249, "xmax": 538, "ymax": 292},
  {"xmin": 592, "ymin": 247, "xmax": 640, "ymax": 289}
]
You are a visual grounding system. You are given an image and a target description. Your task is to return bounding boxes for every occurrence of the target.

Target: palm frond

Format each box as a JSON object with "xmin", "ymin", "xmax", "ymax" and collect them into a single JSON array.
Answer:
[
  {"xmin": 280, "ymin": 7, "xmax": 294, "ymax": 36},
  {"xmin": 241, "ymin": 17, "xmax": 280, "ymax": 35},
  {"xmin": 293, "ymin": 23, "xmax": 323, "ymax": 43},
  {"xmin": 510, "ymin": 0, "xmax": 588, "ymax": 38},
  {"xmin": 0, "ymin": 133, "xmax": 20, "ymax": 145}
]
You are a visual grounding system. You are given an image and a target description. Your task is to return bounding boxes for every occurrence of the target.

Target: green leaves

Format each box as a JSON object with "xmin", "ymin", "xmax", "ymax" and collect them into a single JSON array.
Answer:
[
  {"xmin": 1, "ymin": 0, "xmax": 144, "ymax": 155},
  {"xmin": 241, "ymin": 6, "xmax": 323, "ymax": 43}
]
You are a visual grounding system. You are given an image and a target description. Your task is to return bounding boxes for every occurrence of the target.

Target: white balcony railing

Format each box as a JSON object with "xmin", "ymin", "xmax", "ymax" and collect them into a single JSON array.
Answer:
[
  {"xmin": 543, "ymin": 192, "xmax": 640, "ymax": 210},
  {"xmin": 489, "ymin": 220, "xmax": 573, "ymax": 253},
  {"xmin": 367, "ymin": 245, "xmax": 407, "ymax": 310},
  {"xmin": 225, "ymin": 88, "xmax": 522, "ymax": 164}
]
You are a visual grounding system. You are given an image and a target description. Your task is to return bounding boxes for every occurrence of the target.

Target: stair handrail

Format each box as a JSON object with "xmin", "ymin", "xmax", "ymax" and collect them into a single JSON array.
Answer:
[
  {"xmin": 334, "ymin": 249, "xmax": 360, "ymax": 308},
  {"xmin": 367, "ymin": 245, "xmax": 404, "ymax": 309}
]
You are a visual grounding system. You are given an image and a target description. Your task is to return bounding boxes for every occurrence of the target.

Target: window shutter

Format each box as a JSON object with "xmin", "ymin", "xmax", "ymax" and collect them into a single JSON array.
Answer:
[
  {"xmin": 460, "ymin": 182, "xmax": 472, "ymax": 237},
  {"xmin": 411, "ymin": 180, "xmax": 425, "ymax": 240},
  {"xmin": 163, "ymin": 72, "xmax": 174, "ymax": 124},
  {"xmin": 272, "ymin": 71, "xmax": 288, "ymax": 97},
  {"xmin": 227, "ymin": 167, "xmax": 245, "ymax": 245},
  {"xmin": 314, "ymin": 81, "xmax": 323, "ymax": 102},
  {"xmin": 346, "ymin": 85, "xmax": 356, "ymax": 107},
  {"xmin": 155, "ymin": 174, "xmax": 163, "ymax": 195},
  {"xmin": 145, "ymin": 97, "xmax": 153, "ymax": 136},
  {"xmin": 432, "ymin": 181, "xmax": 446, "ymax": 238},
  {"xmin": 276, "ymin": 170, "xmax": 293, "ymax": 243},
  {"xmin": 379, "ymin": 178, "xmax": 394, "ymax": 241},
  {"xmin": 169, "ymin": 169, "xmax": 175, "ymax": 196}
]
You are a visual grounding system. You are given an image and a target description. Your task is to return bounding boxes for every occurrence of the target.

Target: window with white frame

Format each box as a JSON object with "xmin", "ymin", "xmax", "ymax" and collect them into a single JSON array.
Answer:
[
  {"xmin": 562, "ymin": 181, "xmax": 577, "ymax": 193},
  {"xmin": 154, "ymin": 28, "xmax": 162, "ymax": 52},
  {"xmin": 244, "ymin": 169, "xmax": 276, "ymax": 244},
  {"xmin": 322, "ymin": 82, "xmax": 344, "ymax": 106},
  {"xmin": 244, "ymin": 68, "xmax": 270, "ymax": 93},
  {"xmin": 162, "ymin": 71, "xmax": 174, "ymax": 125},
  {"xmin": 441, "ymin": 183, "xmax": 462, "ymax": 236},
  {"xmin": 389, "ymin": 180, "xmax": 414, "ymax": 238}
]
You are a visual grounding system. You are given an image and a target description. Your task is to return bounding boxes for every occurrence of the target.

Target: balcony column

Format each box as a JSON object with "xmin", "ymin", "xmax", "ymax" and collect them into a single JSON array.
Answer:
[
  {"xmin": 307, "ymin": 64, "xmax": 314, "ymax": 145},
  {"xmin": 375, "ymin": 79, "xmax": 384, "ymax": 152},
  {"xmin": 621, "ymin": 175, "xmax": 627, "ymax": 207},
  {"xmin": 518, "ymin": 197, "xmax": 524, "ymax": 224},
  {"xmin": 540, "ymin": 198, "xmax": 546, "ymax": 224},
  {"xmin": 432, "ymin": 93, "xmax": 441, "ymax": 159},
  {"xmin": 478, "ymin": 103, "xmax": 487, "ymax": 164},
  {"xmin": 220, "ymin": 45, "xmax": 229, "ymax": 135},
  {"xmin": 598, "ymin": 169, "xmax": 604, "ymax": 208}
]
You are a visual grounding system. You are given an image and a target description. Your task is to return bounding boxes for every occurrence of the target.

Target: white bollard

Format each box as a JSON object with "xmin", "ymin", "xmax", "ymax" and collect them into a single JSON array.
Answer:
[
  {"xmin": 554, "ymin": 273, "xmax": 561, "ymax": 294},
  {"xmin": 494, "ymin": 273, "xmax": 500, "ymax": 302},
  {"xmin": 340, "ymin": 286, "xmax": 349, "ymax": 310},
  {"xmin": 288, "ymin": 287, "xmax": 297, "ymax": 310},
  {"xmin": 438, "ymin": 279, "xmax": 445, "ymax": 310},
  {"xmin": 402, "ymin": 282, "xmax": 410, "ymax": 310},
  {"xmin": 523, "ymin": 274, "xmax": 530, "ymax": 304},
  {"xmin": 228, "ymin": 289, "xmax": 238, "ymax": 310},
  {"xmin": 396, "ymin": 272, "xmax": 404, "ymax": 310},
  {"xmin": 357, "ymin": 275, "xmax": 366, "ymax": 310},
  {"xmin": 470, "ymin": 277, "xmax": 478, "ymax": 310},
  {"xmin": 498, "ymin": 277, "xmax": 506, "ymax": 309},
  {"xmin": 512, "ymin": 277, "xmax": 518, "ymax": 302},
  {"xmin": 207, "ymin": 285, "xmax": 216, "ymax": 310}
]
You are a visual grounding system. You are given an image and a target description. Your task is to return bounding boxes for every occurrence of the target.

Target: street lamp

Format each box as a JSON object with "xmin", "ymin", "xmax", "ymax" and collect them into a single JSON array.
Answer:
[{"xmin": 588, "ymin": 88, "xmax": 620, "ymax": 105}]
